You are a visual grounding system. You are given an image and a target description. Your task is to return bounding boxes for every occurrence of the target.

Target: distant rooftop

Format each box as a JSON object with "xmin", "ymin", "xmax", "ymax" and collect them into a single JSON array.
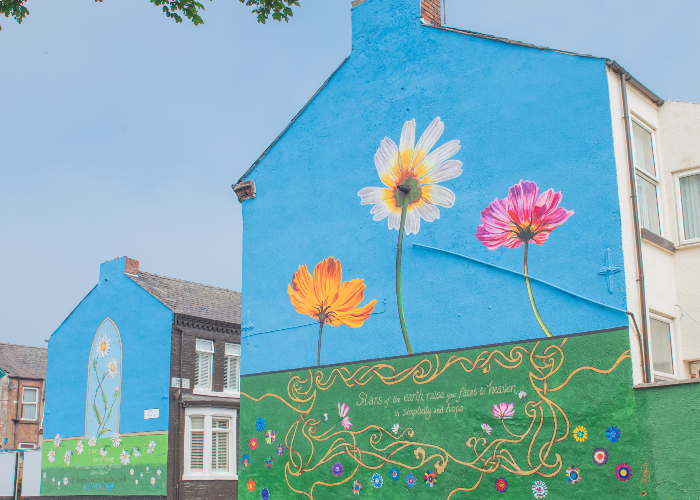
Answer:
[{"xmin": 0, "ymin": 343, "xmax": 48, "ymax": 379}]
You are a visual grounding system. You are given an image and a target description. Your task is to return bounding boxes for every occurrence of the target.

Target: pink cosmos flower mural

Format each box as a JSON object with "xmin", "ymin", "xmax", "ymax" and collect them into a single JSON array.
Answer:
[
  {"xmin": 338, "ymin": 402, "xmax": 352, "ymax": 430},
  {"xmin": 476, "ymin": 180, "xmax": 573, "ymax": 337},
  {"xmin": 492, "ymin": 402, "xmax": 515, "ymax": 419}
]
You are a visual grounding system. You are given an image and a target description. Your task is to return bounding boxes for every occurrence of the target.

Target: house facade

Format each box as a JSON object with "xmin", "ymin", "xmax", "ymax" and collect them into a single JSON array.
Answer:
[
  {"xmin": 0, "ymin": 343, "xmax": 48, "ymax": 450},
  {"xmin": 234, "ymin": 0, "xmax": 699, "ymax": 498},
  {"xmin": 40, "ymin": 257, "xmax": 241, "ymax": 500}
]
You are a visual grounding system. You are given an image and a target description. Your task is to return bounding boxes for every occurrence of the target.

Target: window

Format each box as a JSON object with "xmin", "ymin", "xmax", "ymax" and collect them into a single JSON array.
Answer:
[
  {"xmin": 649, "ymin": 317, "xmax": 675, "ymax": 378},
  {"xmin": 18, "ymin": 443, "xmax": 36, "ymax": 449},
  {"xmin": 184, "ymin": 408, "xmax": 237, "ymax": 480},
  {"xmin": 223, "ymin": 343, "xmax": 240, "ymax": 393},
  {"xmin": 631, "ymin": 120, "xmax": 661, "ymax": 235},
  {"xmin": 21, "ymin": 387, "xmax": 38, "ymax": 420},
  {"xmin": 675, "ymin": 169, "xmax": 700, "ymax": 244},
  {"xmin": 194, "ymin": 339, "xmax": 214, "ymax": 390}
]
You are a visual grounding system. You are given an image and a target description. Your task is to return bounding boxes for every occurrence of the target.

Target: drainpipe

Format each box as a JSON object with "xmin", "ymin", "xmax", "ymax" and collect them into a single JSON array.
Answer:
[
  {"xmin": 613, "ymin": 65, "xmax": 652, "ymax": 383},
  {"xmin": 13, "ymin": 377, "xmax": 20, "ymax": 449}
]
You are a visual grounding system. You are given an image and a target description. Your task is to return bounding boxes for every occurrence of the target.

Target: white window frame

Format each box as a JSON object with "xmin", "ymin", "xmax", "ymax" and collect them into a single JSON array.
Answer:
[
  {"xmin": 194, "ymin": 339, "xmax": 214, "ymax": 391},
  {"xmin": 183, "ymin": 407, "xmax": 237, "ymax": 481},
  {"xmin": 21, "ymin": 387, "xmax": 39, "ymax": 421},
  {"xmin": 18, "ymin": 443, "xmax": 36, "ymax": 449},
  {"xmin": 223, "ymin": 343, "xmax": 241, "ymax": 397},
  {"xmin": 648, "ymin": 313, "xmax": 677, "ymax": 381},
  {"xmin": 674, "ymin": 167, "xmax": 700, "ymax": 245},
  {"xmin": 630, "ymin": 116, "xmax": 664, "ymax": 236}
]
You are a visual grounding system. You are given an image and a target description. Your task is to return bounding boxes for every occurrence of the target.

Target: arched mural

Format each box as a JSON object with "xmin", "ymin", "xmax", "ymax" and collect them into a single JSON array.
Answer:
[{"xmin": 86, "ymin": 318, "xmax": 122, "ymax": 439}]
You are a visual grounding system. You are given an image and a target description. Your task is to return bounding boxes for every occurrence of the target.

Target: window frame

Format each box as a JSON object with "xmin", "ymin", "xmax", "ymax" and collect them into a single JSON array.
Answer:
[
  {"xmin": 183, "ymin": 407, "xmax": 237, "ymax": 481},
  {"xmin": 21, "ymin": 387, "xmax": 39, "ymax": 421},
  {"xmin": 630, "ymin": 116, "xmax": 664, "ymax": 236},
  {"xmin": 194, "ymin": 339, "xmax": 214, "ymax": 391},
  {"xmin": 674, "ymin": 167, "xmax": 700, "ymax": 245},
  {"xmin": 18, "ymin": 443, "xmax": 36, "ymax": 449},
  {"xmin": 223, "ymin": 343, "xmax": 241, "ymax": 396},
  {"xmin": 648, "ymin": 313, "xmax": 677, "ymax": 381}
]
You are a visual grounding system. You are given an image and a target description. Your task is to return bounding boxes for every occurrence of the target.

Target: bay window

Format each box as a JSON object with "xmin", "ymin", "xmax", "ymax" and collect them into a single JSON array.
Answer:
[{"xmin": 184, "ymin": 408, "xmax": 237, "ymax": 480}]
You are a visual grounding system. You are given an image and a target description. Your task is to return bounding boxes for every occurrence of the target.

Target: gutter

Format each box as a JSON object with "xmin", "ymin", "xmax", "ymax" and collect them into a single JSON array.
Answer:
[
  {"xmin": 606, "ymin": 60, "xmax": 664, "ymax": 107},
  {"xmin": 610, "ymin": 62, "xmax": 653, "ymax": 383}
]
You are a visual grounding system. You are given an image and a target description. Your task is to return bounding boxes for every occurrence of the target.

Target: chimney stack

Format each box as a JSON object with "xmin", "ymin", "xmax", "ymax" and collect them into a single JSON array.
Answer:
[
  {"xmin": 421, "ymin": 0, "xmax": 441, "ymax": 26},
  {"xmin": 125, "ymin": 257, "xmax": 139, "ymax": 276}
]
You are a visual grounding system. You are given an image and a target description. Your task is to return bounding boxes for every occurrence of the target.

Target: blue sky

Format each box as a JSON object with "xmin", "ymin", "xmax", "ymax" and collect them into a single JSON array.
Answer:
[{"xmin": 1, "ymin": 0, "xmax": 698, "ymax": 347}]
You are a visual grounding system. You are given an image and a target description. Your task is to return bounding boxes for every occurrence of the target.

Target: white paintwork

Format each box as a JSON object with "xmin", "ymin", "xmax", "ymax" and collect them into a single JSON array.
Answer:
[
  {"xmin": 144, "ymin": 409, "xmax": 160, "ymax": 419},
  {"xmin": 607, "ymin": 66, "xmax": 700, "ymax": 382},
  {"xmin": 0, "ymin": 451, "xmax": 17, "ymax": 497},
  {"xmin": 20, "ymin": 449, "xmax": 42, "ymax": 497}
]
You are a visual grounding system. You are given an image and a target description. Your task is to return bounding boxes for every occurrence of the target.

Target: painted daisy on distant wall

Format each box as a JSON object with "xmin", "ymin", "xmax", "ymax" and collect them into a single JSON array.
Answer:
[
  {"xmin": 573, "ymin": 426, "xmax": 588, "ymax": 442},
  {"xmin": 371, "ymin": 473, "xmax": 383, "ymax": 488},
  {"xmin": 63, "ymin": 449, "xmax": 71, "ymax": 466},
  {"xmin": 288, "ymin": 257, "xmax": 376, "ymax": 366},
  {"xmin": 249, "ymin": 438, "xmax": 258, "ymax": 450},
  {"xmin": 63, "ymin": 477, "xmax": 68, "ymax": 486},
  {"xmin": 75, "ymin": 440, "xmax": 84, "ymax": 454},
  {"xmin": 96, "ymin": 333, "xmax": 111, "ymax": 358},
  {"xmin": 130, "ymin": 469, "xmax": 134, "ymax": 476},
  {"xmin": 47, "ymin": 450, "xmax": 55, "ymax": 463},
  {"xmin": 53, "ymin": 433, "xmax": 62, "ymax": 448},
  {"xmin": 532, "ymin": 480, "xmax": 548, "ymax": 498},
  {"xmin": 132, "ymin": 447, "xmax": 141, "ymax": 457},
  {"xmin": 111, "ymin": 433, "xmax": 121, "ymax": 447},
  {"xmin": 106, "ymin": 358, "xmax": 118, "ymax": 379},
  {"xmin": 392, "ymin": 423, "xmax": 399, "ymax": 435},
  {"xmin": 359, "ymin": 117, "xmax": 462, "ymax": 353},
  {"xmin": 476, "ymin": 180, "xmax": 573, "ymax": 337},
  {"xmin": 120, "ymin": 449, "xmax": 130, "ymax": 466},
  {"xmin": 88, "ymin": 436, "xmax": 97, "ymax": 447},
  {"xmin": 150, "ymin": 476, "xmax": 156, "ymax": 486},
  {"xmin": 100, "ymin": 448, "xmax": 108, "ymax": 457},
  {"xmin": 147, "ymin": 440, "xmax": 156, "ymax": 453},
  {"xmin": 518, "ymin": 390, "xmax": 527, "ymax": 399}
]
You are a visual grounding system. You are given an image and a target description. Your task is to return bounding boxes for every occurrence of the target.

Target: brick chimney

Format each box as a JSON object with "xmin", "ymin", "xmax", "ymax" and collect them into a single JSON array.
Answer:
[
  {"xmin": 125, "ymin": 257, "xmax": 139, "ymax": 276},
  {"xmin": 421, "ymin": 0, "xmax": 441, "ymax": 26}
]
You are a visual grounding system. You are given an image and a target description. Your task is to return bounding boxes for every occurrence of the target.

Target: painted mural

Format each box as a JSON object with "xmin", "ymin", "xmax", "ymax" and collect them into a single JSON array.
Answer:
[
  {"xmin": 41, "ymin": 318, "xmax": 167, "ymax": 496},
  {"xmin": 240, "ymin": 328, "xmax": 650, "ymax": 499}
]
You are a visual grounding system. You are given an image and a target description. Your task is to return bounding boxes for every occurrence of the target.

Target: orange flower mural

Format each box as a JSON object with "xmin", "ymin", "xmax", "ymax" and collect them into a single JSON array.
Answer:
[{"xmin": 288, "ymin": 257, "xmax": 377, "ymax": 366}]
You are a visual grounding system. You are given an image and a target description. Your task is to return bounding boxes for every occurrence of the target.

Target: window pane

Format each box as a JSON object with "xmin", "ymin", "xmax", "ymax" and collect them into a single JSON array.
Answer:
[
  {"xmin": 190, "ymin": 416, "xmax": 204, "ymax": 430},
  {"xmin": 650, "ymin": 318, "xmax": 673, "ymax": 375},
  {"xmin": 633, "ymin": 121, "xmax": 656, "ymax": 177},
  {"xmin": 636, "ymin": 175, "xmax": 661, "ymax": 234},
  {"xmin": 225, "ymin": 343, "xmax": 240, "ymax": 356},
  {"xmin": 196, "ymin": 339, "xmax": 214, "ymax": 353},
  {"xmin": 22, "ymin": 403, "xmax": 36, "ymax": 420},
  {"xmin": 211, "ymin": 418, "xmax": 229, "ymax": 472},
  {"xmin": 224, "ymin": 357, "xmax": 239, "ymax": 392},
  {"xmin": 680, "ymin": 173, "xmax": 700, "ymax": 240},
  {"xmin": 23, "ymin": 388, "xmax": 37, "ymax": 403},
  {"xmin": 194, "ymin": 352, "xmax": 212, "ymax": 390}
]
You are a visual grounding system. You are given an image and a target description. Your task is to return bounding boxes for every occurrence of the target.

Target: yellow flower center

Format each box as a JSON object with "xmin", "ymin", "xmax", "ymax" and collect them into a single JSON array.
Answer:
[
  {"xmin": 110, "ymin": 365, "xmax": 115, "ymax": 372},
  {"xmin": 101, "ymin": 342, "xmax": 107, "ymax": 351}
]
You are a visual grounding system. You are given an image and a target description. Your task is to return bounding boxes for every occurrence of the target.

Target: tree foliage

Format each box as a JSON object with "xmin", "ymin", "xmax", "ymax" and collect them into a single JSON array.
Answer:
[{"xmin": 0, "ymin": 0, "xmax": 300, "ymax": 30}]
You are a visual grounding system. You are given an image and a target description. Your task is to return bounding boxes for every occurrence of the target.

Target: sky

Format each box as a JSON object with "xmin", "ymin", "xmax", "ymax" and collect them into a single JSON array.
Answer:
[{"xmin": 1, "ymin": 0, "xmax": 698, "ymax": 348}]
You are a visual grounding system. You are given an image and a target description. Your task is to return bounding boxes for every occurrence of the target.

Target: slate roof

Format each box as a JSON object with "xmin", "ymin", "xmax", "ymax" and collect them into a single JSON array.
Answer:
[
  {"xmin": 0, "ymin": 343, "xmax": 48, "ymax": 380},
  {"xmin": 128, "ymin": 271, "xmax": 241, "ymax": 325}
]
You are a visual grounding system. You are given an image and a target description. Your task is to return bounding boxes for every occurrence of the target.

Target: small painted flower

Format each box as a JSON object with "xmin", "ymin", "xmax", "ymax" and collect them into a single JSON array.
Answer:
[
  {"xmin": 88, "ymin": 436, "xmax": 97, "ymax": 447},
  {"xmin": 390, "ymin": 468, "xmax": 400, "ymax": 481},
  {"xmin": 332, "ymin": 462, "xmax": 343, "ymax": 477},
  {"xmin": 146, "ymin": 466, "xmax": 149, "ymax": 471},
  {"xmin": 120, "ymin": 449, "xmax": 130, "ymax": 465},
  {"xmin": 351, "ymin": 480, "xmax": 362, "ymax": 495},
  {"xmin": 641, "ymin": 491, "xmax": 647, "ymax": 497},
  {"xmin": 100, "ymin": 448, "xmax": 108, "ymax": 457},
  {"xmin": 566, "ymin": 467, "xmax": 581, "ymax": 484},
  {"xmin": 75, "ymin": 440, "xmax": 84, "ymax": 454},
  {"xmin": 150, "ymin": 477, "xmax": 156, "ymax": 486},
  {"xmin": 242, "ymin": 454, "xmax": 250, "ymax": 467},
  {"xmin": 140, "ymin": 473, "xmax": 143, "ymax": 478},
  {"xmin": 111, "ymin": 433, "xmax": 121, "ymax": 446},
  {"xmin": 615, "ymin": 463, "xmax": 633, "ymax": 482},
  {"xmin": 341, "ymin": 416, "xmax": 352, "ymax": 430},
  {"xmin": 133, "ymin": 447, "xmax": 141, "ymax": 458},
  {"xmin": 63, "ymin": 477, "xmax": 68, "ymax": 485},
  {"xmin": 47, "ymin": 450, "xmax": 55, "ymax": 463},
  {"xmin": 147, "ymin": 440, "xmax": 156, "ymax": 453},
  {"xmin": 255, "ymin": 418, "xmax": 266, "ymax": 432},
  {"xmin": 338, "ymin": 402, "xmax": 349, "ymax": 418},
  {"xmin": 592, "ymin": 448, "xmax": 609, "ymax": 465},
  {"xmin": 135, "ymin": 480, "xmax": 138, "ymax": 485},
  {"xmin": 424, "ymin": 470, "xmax": 437, "ymax": 487},
  {"xmin": 249, "ymin": 437, "xmax": 258, "ymax": 450},
  {"xmin": 130, "ymin": 469, "xmax": 134, "ymax": 476},
  {"xmin": 114, "ymin": 386, "xmax": 119, "ymax": 394},
  {"xmin": 43, "ymin": 472, "xmax": 46, "ymax": 479},
  {"xmin": 406, "ymin": 474, "xmax": 417, "ymax": 488},
  {"xmin": 261, "ymin": 487, "xmax": 270, "ymax": 500},
  {"xmin": 54, "ymin": 433, "xmax": 62, "ymax": 448},
  {"xmin": 518, "ymin": 390, "xmax": 527, "ymax": 399},
  {"xmin": 371, "ymin": 473, "xmax": 383, "ymax": 488},
  {"xmin": 323, "ymin": 413, "xmax": 328, "ymax": 421},
  {"xmin": 481, "ymin": 423, "xmax": 493, "ymax": 435},
  {"xmin": 493, "ymin": 402, "xmax": 515, "ymax": 419},
  {"xmin": 106, "ymin": 357, "xmax": 118, "ymax": 379},
  {"xmin": 606, "ymin": 426, "xmax": 621, "ymax": 443},
  {"xmin": 495, "ymin": 477, "xmax": 508, "ymax": 492},
  {"xmin": 96, "ymin": 332, "xmax": 111, "ymax": 358},
  {"xmin": 63, "ymin": 449, "xmax": 71, "ymax": 465},
  {"xmin": 157, "ymin": 469, "xmax": 161, "ymax": 476},
  {"xmin": 532, "ymin": 480, "xmax": 548, "ymax": 498},
  {"xmin": 276, "ymin": 444, "xmax": 285, "ymax": 456},
  {"xmin": 265, "ymin": 456, "xmax": 274, "ymax": 469},
  {"xmin": 392, "ymin": 423, "xmax": 400, "ymax": 435},
  {"xmin": 573, "ymin": 426, "xmax": 588, "ymax": 443},
  {"xmin": 265, "ymin": 430, "xmax": 275, "ymax": 444},
  {"xmin": 246, "ymin": 479, "xmax": 256, "ymax": 492},
  {"xmin": 52, "ymin": 477, "xmax": 55, "ymax": 483}
]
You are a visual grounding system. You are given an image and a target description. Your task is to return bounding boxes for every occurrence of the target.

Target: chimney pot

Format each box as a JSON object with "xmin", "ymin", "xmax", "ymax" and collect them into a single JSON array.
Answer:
[{"xmin": 125, "ymin": 257, "xmax": 139, "ymax": 276}]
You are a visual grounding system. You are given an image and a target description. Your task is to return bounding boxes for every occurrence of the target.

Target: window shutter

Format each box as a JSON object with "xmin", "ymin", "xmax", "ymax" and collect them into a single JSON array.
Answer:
[
  {"xmin": 190, "ymin": 416, "xmax": 205, "ymax": 472},
  {"xmin": 211, "ymin": 418, "xmax": 229, "ymax": 472},
  {"xmin": 224, "ymin": 343, "xmax": 240, "ymax": 392},
  {"xmin": 195, "ymin": 352, "xmax": 212, "ymax": 390}
]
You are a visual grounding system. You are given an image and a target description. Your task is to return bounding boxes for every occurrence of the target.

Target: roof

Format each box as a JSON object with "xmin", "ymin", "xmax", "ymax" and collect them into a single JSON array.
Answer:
[
  {"xmin": 128, "ymin": 271, "xmax": 241, "ymax": 325},
  {"xmin": 0, "ymin": 343, "xmax": 48, "ymax": 379}
]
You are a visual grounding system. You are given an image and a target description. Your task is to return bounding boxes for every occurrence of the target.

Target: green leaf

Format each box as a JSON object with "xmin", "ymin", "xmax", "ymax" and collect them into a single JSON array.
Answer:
[
  {"xmin": 101, "ymin": 390, "xmax": 109, "ymax": 410},
  {"xmin": 98, "ymin": 428, "xmax": 110, "ymax": 437},
  {"xmin": 93, "ymin": 403, "xmax": 102, "ymax": 425}
]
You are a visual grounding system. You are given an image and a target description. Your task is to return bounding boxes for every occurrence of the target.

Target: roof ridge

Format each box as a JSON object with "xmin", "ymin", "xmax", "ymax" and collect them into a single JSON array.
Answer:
[
  {"xmin": 136, "ymin": 271, "xmax": 241, "ymax": 295},
  {"xmin": 0, "ymin": 342, "xmax": 47, "ymax": 350}
]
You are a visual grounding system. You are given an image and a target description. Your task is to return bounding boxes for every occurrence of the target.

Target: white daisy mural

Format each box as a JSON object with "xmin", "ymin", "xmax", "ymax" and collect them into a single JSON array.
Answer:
[
  {"xmin": 86, "ymin": 318, "xmax": 122, "ymax": 438},
  {"xmin": 119, "ymin": 449, "xmax": 130, "ymax": 465}
]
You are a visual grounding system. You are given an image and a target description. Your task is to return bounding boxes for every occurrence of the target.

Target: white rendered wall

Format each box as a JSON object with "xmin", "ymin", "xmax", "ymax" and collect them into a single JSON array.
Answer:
[
  {"xmin": 21, "ymin": 449, "xmax": 43, "ymax": 497},
  {"xmin": 0, "ymin": 451, "xmax": 17, "ymax": 497}
]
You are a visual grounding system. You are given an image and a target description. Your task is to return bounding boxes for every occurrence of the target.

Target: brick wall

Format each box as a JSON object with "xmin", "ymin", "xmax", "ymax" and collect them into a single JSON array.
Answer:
[
  {"xmin": 0, "ymin": 377, "xmax": 44, "ymax": 450},
  {"xmin": 420, "ymin": 0, "xmax": 441, "ymax": 25}
]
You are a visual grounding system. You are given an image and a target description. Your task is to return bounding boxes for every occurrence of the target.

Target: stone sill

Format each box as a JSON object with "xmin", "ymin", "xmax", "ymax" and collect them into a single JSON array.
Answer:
[
  {"xmin": 633, "ymin": 378, "xmax": 700, "ymax": 389},
  {"xmin": 641, "ymin": 228, "xmax": 676, "ymax": 253}
]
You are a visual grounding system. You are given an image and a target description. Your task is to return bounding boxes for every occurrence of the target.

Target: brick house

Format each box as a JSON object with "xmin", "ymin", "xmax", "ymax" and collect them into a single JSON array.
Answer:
[
  {"xmin": 0, "ymin": 343, "xmax": 48, "ymax": 450},
  {"xmin": 41, "ymin": 257, "xmax": 241, "ymax": 499}
]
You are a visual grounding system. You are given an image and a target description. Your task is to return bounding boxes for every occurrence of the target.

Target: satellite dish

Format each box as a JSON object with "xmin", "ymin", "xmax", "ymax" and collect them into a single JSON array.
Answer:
[{"xmin": 8, "ymin": 380, "xmax": 15, "ymax": 390}]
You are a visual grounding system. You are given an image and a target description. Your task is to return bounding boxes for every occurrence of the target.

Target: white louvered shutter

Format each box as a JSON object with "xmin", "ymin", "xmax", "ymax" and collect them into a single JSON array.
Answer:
[
  {"xmin": 211, "ymin": 418, "xmax": 229, "ymax": 472},
  {"xmin": 190, "ymin": 416, "xmax": 205, "ymax": 472}
]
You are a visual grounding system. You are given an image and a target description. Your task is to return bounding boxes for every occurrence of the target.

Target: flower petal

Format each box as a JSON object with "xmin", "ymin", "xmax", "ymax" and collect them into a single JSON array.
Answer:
[
  {"xmin": 412, "ymin": 117, "xmax": 443, "ymax": 169},
  {"xmin": 313, "ymin": 257, "xmax": 342, "ymax": 306},
  {"xmin": 358, "ymin": 186, "xmax": 385, "ymax": 205},
  {"xmin": 420, "ymin": 160, "xmax": 463, "ymax": 184},
  {"xmin": 404, "ymin": 206, "xmax": 421, "ymax": 235},
  {"xmin": 422, "ymin": 184, "xmax": 456, "ymax": 208},
  {"xmin": 370, "ymin": 201, "xmax": 392, "ymax": 221},
  {"xmin": 398, "ymin": 119, "xmax": 415, "ymax": 174},
  {"xmin": 415, "ymin": 202, "xmax": 440, "ymax": 222},
  {"xmin": 388, "ymin": 211, "xmax": 402, "ymax": 231},
  {"xmin": 414, "ymin": 140, "xmax": 460, "ymax": 178}
]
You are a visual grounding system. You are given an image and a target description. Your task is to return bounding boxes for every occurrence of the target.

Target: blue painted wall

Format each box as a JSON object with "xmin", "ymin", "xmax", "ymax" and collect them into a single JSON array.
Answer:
[
  {"xmin": 240, "ymin": 0, "xmax": 626, "ymax": 374},
  {"xmin": 44, "ymin": 257, "xmax": 173, "ymax": 439}
]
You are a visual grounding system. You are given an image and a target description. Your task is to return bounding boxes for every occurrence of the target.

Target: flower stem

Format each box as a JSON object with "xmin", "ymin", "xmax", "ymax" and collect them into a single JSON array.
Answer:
[
  {"xmin": 317, "ymin": 320, "xmax": 324, "ymax": 366},
  {"xmin": 524, "ymin": 243, "xmax": 552, "ymax": 337},
  {"xmin": 396, "ymin": 198, "xmax": 414, "ymax": 354}
]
